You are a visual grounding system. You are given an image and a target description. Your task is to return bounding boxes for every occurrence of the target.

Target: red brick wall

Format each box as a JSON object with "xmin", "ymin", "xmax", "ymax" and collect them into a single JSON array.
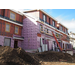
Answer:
[
  {"xmin": 55, "ymin": 21, "xmax": 57, "ymax": 28},
  {"xmin": 23, "ymin": 15, "xmax": 26, "ymax": 19},
  {"xmin": 50, "ymin": 18, "xmax": 52, "ymax": 25},
  {"xmin": 47, "ymin": 16, "xmax": 49, "ymax": 23},
  {"xmin": 0, "ymin": 9, "xmax": 5, "ymax": 16},
  {"xmin": 39, "ymin": 11, "xmax": 43, "ymax": 20},
  {"xmin": 0, "ymin": 19, "xmax": 22, "ymax": 37},
  {"xmin": 0, "ymin": 9, "xmax": 23, "ymax": 23}
]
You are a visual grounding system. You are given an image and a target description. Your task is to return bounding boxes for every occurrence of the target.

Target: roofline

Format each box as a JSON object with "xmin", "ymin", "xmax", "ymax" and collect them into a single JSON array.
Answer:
[
  {"xmin": 23, "ymin": 9, "xmax": 68, "ymax": 29},
  {"xmin": 23, "ymin": 12, "xmax": 69, "ymax": 36},
  {"xmin": 23, "ymin": 9, "xmax": 58, "ymax": 21},
  {"xmin": 59, "ymin": 23, "xmax": 68, "ymax": 29},
  {"xmin": 10, "ymin": 9, "xmax": 23, "ymax": 16}
]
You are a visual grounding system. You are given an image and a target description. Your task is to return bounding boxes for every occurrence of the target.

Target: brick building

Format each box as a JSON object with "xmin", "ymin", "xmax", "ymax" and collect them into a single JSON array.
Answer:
[
  {"xmin": 22, "ymin": 9, "xmax": 72, "ymax": 52},
  {"xmin": 0, "ymin": 9, "xmax": 25, "ymax": 48},
  {"xmin": 0, "ymin": 9, "xmax": 72, "ymax": 52}
]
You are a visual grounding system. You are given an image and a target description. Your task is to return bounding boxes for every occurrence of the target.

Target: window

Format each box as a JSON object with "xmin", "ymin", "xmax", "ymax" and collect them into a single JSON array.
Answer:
[
  {"xmin": 4, "ymin": 38, "xmax": 11, "ymax": 46},
  {"xmin": 52, "ymin": 20, "xmax": 55, "ymax": 26},
  {"xmin": 65, "ymin": 29, "xmax": 68, "ymax": 34},
  {"xmin": 15, "ymin": 26, "xmax": 19, "ymax": 34},
  {"xmin": 5, "ymin": 23, "xmax": 10, "ymax": 32},
  {"xmin": 44, "ymin": 28, "xmax": 47, "ymax": 33},
  {"xmin": 60, "ymin": 25, "xmax": 63, "ymax": 31},
  {"xmin": 47, "ymin": 29, "xmax": 49, "ymax": 33},
  {"xmin": 43, "ymin": 14, "xmax": 46, "ymax": 22},
  {"xmin": 40, "ymin": 25, "xmax": 43, "ymax": 31},
  {"xmin": 10, "ymin": 12, "xmax": 16, "ymax": 20}
]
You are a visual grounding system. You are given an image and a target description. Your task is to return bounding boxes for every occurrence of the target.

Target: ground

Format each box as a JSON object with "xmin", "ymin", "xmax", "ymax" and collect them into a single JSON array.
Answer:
[{"xmin": 0, "ymin": 46, "xmax": 75, "ymax": 65}]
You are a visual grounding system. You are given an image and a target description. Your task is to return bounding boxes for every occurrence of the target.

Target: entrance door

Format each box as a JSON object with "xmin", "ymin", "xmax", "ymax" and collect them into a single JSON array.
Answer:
[
  {"xmin": 14, "ymin": 40, "xmax": 18, "ymax": 48},
  {"xmin": 4, "ymin": 38, "xmax": 11, "ymax": 46}
]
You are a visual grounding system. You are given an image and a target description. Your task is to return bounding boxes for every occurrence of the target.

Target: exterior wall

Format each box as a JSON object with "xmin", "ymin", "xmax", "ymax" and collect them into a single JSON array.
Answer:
[
  {"xmin": 55, "ymin": 29, "xmax": 69, "ymax": 42},
  {"xmin": 37, "ymin": 21, "xmax": 57, "ymax": 51},
  {"xmin": 13, "ymin": 34, "xmax": 22, "ymax": 48},
  {"xmin": 25, "ymin": 10, "xmax": 39, "ymax": 20},
  {"xmin": 69, "ymin": 32, "xmax": 75, "ymax": 48},
  {"xmin": 0, "ymin": 19, "xmax": 22, "ymax": 37},
  {"xmin": 47, "ymin": 16, "xmax": 49, "ymax": 23},
  {"xmin": 39, "ymin": 11, "xmax": 43, "ymax": 20},
  {"xmin": 0, "ymin": 35, "xmax": 14, "ymax": 47},
  {"xmin": 0, "ymin": 34, "xmax": 22, "ymax": 48},
  {"xmin": 0, "ymin": 9, "xmax": 23, "ymax": 24},
  {"xmin": 22, "ymin": 17, "xmax": 38, "ymax": 50}
]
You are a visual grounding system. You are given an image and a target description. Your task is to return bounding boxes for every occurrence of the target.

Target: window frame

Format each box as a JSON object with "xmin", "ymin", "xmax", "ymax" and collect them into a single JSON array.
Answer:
[
  {"xmin": 15, "ymin": 26, "xmax": 19, "ymax": 34},
  {"xmin": 10, "ymin": 11, "xmax": 16, "ymax": 21},
  {"xmin": 40, "ymin": 25, "xmax": 43, "ymax": 31},
  {"xmin": 5, "ymin": 23, "xmax": 11, "ymax": 32},
  {"xmin": 60, "ymin": 25, "xmax": 63, "ymax": 31},
  {"xmin": 52, "ymin": 20, "xmax": 55, "ymax": 26},
  {"xmin": 47, "ymin": 29, "xmax": 49, "ymax": 33},
  {"xmin": 43, "ymin": 14, "xmax": 46, "ymax": 22}
]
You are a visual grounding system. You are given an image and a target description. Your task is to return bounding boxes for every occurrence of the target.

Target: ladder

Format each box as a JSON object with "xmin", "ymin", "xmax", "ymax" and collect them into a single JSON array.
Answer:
[{"xmin": 52, "ymin": 31, "xmax": 62, "ymax": 51}]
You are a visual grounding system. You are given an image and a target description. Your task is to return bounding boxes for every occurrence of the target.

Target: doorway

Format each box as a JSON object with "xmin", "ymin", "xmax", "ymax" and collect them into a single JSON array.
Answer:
[
  {"xmin": 14, "ymin": 40, "xmax": 18, "ymax": 48},
  {"xmin": 63, "ymin": 43, "xmax": 65, "ymax": 49}
]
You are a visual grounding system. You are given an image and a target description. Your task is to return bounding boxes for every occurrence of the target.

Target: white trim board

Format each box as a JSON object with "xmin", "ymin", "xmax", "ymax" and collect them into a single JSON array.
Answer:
[
  {"xmin": 13, "ymin": 36, "xmax": 24, "ymax": 40},
  {"xmin": 0, "ymin": 17, "xmax": 23, "ymax": 27}
]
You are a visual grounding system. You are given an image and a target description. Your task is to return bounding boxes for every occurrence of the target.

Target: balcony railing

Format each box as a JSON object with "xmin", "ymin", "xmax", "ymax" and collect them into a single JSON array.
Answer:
[{"xmin": 0, "ymin": 15, "xmax": 23, "ymax": 24}]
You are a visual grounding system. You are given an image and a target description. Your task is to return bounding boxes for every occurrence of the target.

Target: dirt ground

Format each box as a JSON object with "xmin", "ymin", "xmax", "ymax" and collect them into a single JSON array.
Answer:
[
  {"xmin": 41, "ymin": 62, "xmax": 75, "ymax": 65},
  {"xmin": 0, "ymin": 46, "xmax": 75, "ymax": 65}
]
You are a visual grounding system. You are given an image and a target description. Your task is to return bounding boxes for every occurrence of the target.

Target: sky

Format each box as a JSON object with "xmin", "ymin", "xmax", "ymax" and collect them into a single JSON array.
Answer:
[{"xmin": 15, "ymin": 9, "xmax": 75, "ymax": 33}]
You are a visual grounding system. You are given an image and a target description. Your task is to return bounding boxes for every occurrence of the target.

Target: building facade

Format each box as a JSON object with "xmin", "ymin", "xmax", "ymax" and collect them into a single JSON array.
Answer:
[
  {"xmin": 0, "ymin": 9, "xmax": 25, "ymax": 48},
  {"xmin": 0, "ymin": 9, "xmax": 72, "ymax": 52},
  {"xmin": 22, "ymin": 9, "xmax": 72, "ymax": 52},
  {"xmin": 69, "ymin": 32, "xmax": 75, "ymax": 48}
]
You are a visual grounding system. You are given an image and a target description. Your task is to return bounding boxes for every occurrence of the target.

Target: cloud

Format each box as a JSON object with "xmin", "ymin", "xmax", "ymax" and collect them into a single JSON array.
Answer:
[{"xmin": 55, "ymin": 15, "xmax": 75, "ymax": 33}]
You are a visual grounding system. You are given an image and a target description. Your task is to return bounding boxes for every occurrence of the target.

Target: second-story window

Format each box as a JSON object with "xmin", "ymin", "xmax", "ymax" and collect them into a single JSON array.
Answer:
[
  {"xmin": 15, "ymin": 26, "xmax": 19, "ymax": 34},
  {"xmin": 5, "ymin": 23, "xmax": 10, "ymax": 32},
  {"xmin": 10, "ymin": 12, "xmax": 16, "ymax": 20},
  {"xmin": 52, "ymin": 20, "xmax": 55, "ymax": 26}
]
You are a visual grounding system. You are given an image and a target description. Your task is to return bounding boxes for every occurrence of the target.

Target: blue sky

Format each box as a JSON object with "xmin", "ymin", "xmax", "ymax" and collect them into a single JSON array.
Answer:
[
  {"xmin": 43, "ymin": 9, "xmax": 75, "ymax": 20},
  {"xmin": 16, "ymin": 9, "xmax": 75, "ymax": 33}
]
